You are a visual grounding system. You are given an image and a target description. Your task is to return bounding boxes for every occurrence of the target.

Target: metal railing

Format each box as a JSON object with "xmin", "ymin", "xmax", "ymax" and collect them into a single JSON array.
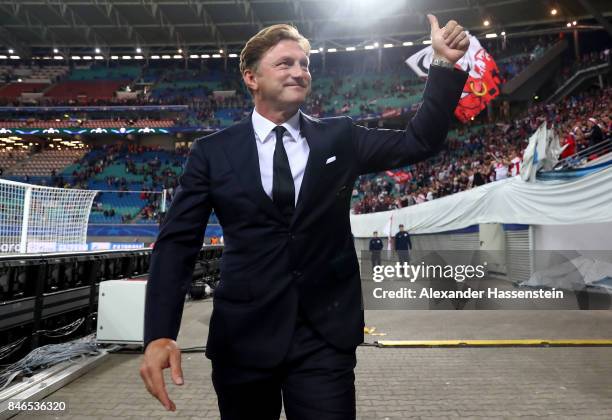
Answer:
[
  {"xmin": 553, "ymin": 138, "xmax": 612, "ymax": 170},
  {"xmin": 547, "ymin": 61, "xmax": 611, "ymax": 103}
]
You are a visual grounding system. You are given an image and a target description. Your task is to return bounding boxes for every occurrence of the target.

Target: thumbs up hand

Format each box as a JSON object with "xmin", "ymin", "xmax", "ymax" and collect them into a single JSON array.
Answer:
[{"xmin": 427, "ymin": 14, "xmax": 469, "ymax": 65}]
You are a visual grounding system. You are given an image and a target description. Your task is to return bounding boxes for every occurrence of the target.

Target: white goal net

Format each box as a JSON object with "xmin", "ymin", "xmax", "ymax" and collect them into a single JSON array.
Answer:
[{"xmin": 0, "ymin": 178, "xmax": 97, "ymax": 254}]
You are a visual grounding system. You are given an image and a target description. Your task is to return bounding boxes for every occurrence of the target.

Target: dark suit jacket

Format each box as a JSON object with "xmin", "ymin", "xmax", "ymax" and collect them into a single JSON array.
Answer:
[{"xmin": 144, "ymin": 66, "xmax": 468, "ymax": 368}]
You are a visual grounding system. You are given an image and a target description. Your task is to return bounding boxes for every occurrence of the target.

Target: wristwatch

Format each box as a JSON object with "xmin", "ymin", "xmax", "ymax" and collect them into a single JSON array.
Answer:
[{"xmin": 431, "ymin": 55, "xmax": 455, "ymax": 69}]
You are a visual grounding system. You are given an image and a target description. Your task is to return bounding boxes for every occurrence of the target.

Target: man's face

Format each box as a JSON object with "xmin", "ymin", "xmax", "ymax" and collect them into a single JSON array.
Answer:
[{"xmin": 244, "ymin": 39, "xmax": 311, "ymax": 109}]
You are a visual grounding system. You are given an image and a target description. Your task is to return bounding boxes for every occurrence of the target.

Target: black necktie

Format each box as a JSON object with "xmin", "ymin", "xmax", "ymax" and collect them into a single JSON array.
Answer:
[{"xmin": 272, "ymin": 126, "xmax": 295, "ymax": 220}]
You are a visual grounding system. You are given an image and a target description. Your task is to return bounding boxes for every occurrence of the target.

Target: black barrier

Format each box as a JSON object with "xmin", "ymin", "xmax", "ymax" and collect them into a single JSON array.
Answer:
[
  {"xmin": 189, "ymin": 246, "xmax": 223, "ymax": 300},
  {"xmin": 0, "ymin": 245, "xmax": 223, "ymax": 360}
]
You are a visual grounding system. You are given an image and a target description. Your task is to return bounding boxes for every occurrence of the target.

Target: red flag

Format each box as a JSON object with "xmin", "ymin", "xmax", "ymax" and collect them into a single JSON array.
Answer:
[
  {"xmin": 385, "ymin": 170, "xmax": 411, "ymax": 183},
  {"xmin": 455, "ymin": 47, "xmax": 503, "ymax": 123},
  {"xmin": 405, "ymin": 35, "xmax": 503, "ymax": 124}
]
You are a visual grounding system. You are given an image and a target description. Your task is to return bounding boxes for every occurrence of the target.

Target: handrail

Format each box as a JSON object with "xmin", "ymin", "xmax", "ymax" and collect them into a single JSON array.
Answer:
[
  {"xmin": 547, "ymin": 62, "xmax": 611, "ymax": 103},
  {"xmin": 553, "ymin": 138, "xmax": 612, "ymax": 169}
]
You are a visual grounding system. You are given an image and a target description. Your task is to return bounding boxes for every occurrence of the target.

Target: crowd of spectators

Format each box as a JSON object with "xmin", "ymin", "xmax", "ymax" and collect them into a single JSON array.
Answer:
[
  {"xmin": 1, "ymin": 36, "xmax": 585, "ymax": 129},
  {"xmin": 352, "ymin": 86, "xmax": 612, "ymax": 214},
  {"xmin": 3, "ymin": 35, "xmax": 610, "ymax": 222},
  {"xmin": 493, "ymin": 36, "xmax": 557, "ymax": 80},
  {"xmin": 73, "ymin": 144, "xmax": 188, "ymax": 223}
]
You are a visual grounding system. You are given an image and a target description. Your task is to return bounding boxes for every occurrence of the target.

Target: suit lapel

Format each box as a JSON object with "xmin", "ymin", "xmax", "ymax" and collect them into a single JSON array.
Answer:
[
  {"xmin": 291, "ymin": 112, "xmax": 328, "ymax": 226},
  {"xmin": 221, "ymin": 115, "xmax": 286, "ymax": 224}
]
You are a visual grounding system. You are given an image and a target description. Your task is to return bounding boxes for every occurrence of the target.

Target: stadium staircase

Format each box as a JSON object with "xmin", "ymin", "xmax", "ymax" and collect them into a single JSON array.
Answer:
[
  {"xmin": 502, "ymin": 39, "xmax": 568, "ymax": 101},
  {"xmin": 546, "ymin": 61, "xmax": 612, "ymax": 103}
]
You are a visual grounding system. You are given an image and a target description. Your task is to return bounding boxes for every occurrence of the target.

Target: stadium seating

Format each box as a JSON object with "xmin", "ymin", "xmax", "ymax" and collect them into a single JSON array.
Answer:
[
  {"xmin": 149, "ymin": 68, "xmax": 238, "ymax": 102},
  {"xmin": 55, "ymin": 147, "xmax": 188, "ymax": 224},
  {"xmin": 351, "ymin": 86, "xmax": 612, "ymax": 214},
  {"xmin": 0, "ymin": 119, "xmax": 175, "ymax": 128},
  {"xmin": 0, "ymin": 83, "xmax": 49, "ymax": 99},
  {"xmin": 0, "ymin": 65, "xmax": 68, "ymax": 82},
  {"xmin": 67, "ymin": 65, "xmax": 141, "ymax": 81},
  {"xmin": 0, "ymin": 149, "xmax": 29, "ymax": 172},
  {"xmin": 44, "ymin": 80, "xmax": 130, "ymax": 101},
  {"xmin": 0, "ymin": 63, "xmax": 435, "ymax": 127},
  {"xmin": 8, "ymin": 149, "xmax": 86, "ymax": 177},
  {"xmin": 306, "ymin": 72, "xmax": 425, "ymax": 118},
  {"xmin": 90, "ymin": 189, "xmax": 148, "ymax": 223},
  {"xmin": 2, "ymin": 37, "xmax": 608, "ymax": 225},
  {"xmin": 27, "ymin": 66, "xmax": 70, "ymax": 81}
]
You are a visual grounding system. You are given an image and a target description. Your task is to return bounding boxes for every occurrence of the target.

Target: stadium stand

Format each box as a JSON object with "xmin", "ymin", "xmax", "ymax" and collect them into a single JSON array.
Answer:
[
  {"xmin": 54, "ymin": 145, "xmax": 187, "ymax": 224},
  {"xmin": 0, "ymin": 64, "xmax": 68, "ymax": 82},
  {"xmin": 489, "ymin": 36, "xmax": 557, "ymax": 80},
  {"xmin": 67, "ymin": 65, "xmax": 141, "ymax": 81},
  {"xmin": 351, "ymin": 86, "xmax": 612, "ymax": 214},
  {"xmin": 7, "ymin": 148, "xmax": 86, "ymax": 177},
  {"xmin": 0, "ymin": 39, "xmax": 564, "ymax": 128},
  {"xmin": 0, "ymin": 82, "xmax": 49, "ymax": 99},
  {"xmin": 44, "ymin": 80, "xmax": 131, "ymax": 102},
  {"xmin": 0, "ymin": 148, "xmax": 29, "ymax": 174},
  {"xmin": 0, "ymin": 119, "xmax": 176, "ymax": 128},
  {"xmin": 0, "ymin": 35, "xmax": 608, "ymax": 223}
]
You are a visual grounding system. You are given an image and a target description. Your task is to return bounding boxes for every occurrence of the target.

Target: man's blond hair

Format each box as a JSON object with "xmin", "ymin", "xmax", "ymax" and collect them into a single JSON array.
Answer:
[{"xmin": 239, "ymin": 24, "xmax": 311, "ymax": 76}]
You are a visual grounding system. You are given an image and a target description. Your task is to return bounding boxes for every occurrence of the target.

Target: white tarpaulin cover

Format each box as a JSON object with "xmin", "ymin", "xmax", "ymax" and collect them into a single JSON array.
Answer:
[
  {"xmin": 520, "ymin": 123, "xmax": 561, "ymax": 182},
  {"xmin": 520, "ymin": 256, "xmax": 612, "ymax": 289},
  {"xmin": 350, "ymin": 166, "xmax": 612, "ymax": 237}
]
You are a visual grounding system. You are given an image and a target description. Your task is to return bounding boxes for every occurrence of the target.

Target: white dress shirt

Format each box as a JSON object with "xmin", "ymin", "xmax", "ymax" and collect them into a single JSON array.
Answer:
[{"xmin": 252, "ymin": 108, "xmax": 310, "ymax": 205}]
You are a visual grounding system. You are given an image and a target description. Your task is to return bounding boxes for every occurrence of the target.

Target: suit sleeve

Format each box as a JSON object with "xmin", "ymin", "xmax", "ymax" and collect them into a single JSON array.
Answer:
[
  {"xmin": 143, "ymin": 139, "xmax": 212, "ymax": 350},
  {"xmin": 352, "ymin": 65, "xmax": 468, "ymax": 175}
]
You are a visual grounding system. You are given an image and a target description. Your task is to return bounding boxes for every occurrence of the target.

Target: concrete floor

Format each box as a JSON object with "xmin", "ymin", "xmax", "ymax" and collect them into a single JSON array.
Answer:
[{"xmin": 10, "ymin": 297, "xmax": 612, "ymax": 419}]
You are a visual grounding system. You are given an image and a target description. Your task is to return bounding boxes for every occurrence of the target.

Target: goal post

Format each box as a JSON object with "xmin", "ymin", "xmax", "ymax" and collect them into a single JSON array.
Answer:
[{"xmin": 0, "ymin": 178, "xmax": 97, "ymax": 254}]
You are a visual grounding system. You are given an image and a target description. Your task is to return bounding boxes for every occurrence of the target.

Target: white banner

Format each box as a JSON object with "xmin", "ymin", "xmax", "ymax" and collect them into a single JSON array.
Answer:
[
  {"xmin": 351, "ymin": 166, "xmax": 612, "ymax": 236},
  {"xmin": 406, "ymin": 33, "xmax": 483, "ymax": 79},
  {"xmin": 520, "ymin": 123, "xmax": 561, "ymax": 182}
]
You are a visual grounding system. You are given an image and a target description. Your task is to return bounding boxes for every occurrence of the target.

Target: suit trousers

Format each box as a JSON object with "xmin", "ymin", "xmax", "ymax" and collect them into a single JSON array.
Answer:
[
  {"xmin": 370, "ymin": 251, "xmax": 381, "ymax": 268},
  {"xmin": 211, "ymin": 316, "xmax": 357, "ymax": 420},
  {"xmin": 397, "ymin": 250, "xmax": 410, "ymax": 264}
]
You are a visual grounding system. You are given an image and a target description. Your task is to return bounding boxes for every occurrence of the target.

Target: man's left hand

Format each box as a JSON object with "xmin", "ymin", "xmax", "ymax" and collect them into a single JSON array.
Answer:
[{"xmin": 427, "ymin": 14, "xmax": 469, "ymax": 65}]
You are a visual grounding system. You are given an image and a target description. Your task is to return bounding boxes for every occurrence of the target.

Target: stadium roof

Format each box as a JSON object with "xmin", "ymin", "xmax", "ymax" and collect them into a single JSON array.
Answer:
[{"xmin": 0, "ymin": 0, "xmax": 611, "ymax": 55}]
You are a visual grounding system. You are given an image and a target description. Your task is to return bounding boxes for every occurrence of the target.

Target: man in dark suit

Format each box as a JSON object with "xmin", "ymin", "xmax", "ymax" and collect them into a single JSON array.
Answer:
[{"xmin": 140, "ymin": 14, "xmax": 469, "ymax": 420}]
